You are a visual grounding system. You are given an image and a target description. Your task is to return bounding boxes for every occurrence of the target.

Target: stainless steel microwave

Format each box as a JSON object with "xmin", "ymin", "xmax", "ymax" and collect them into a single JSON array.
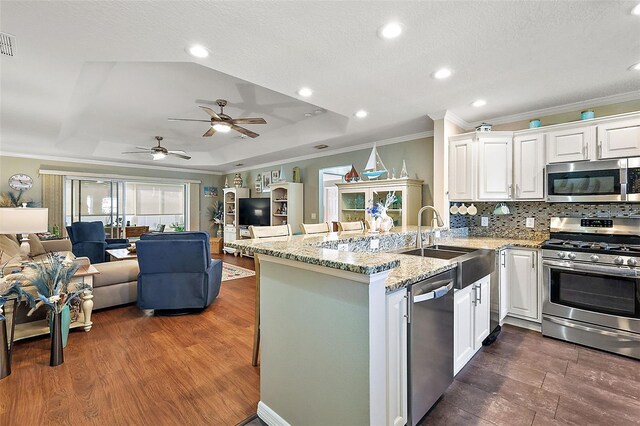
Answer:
[{"xmin": 546, "ymin": 158, "xmax": 640, "ymax": 202}]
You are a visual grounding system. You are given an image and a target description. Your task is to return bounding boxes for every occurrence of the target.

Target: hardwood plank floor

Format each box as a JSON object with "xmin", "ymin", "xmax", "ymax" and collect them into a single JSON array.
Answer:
[
  {"xmin": 0, "ymin": 254, "xmax": 260, "ymax": 426},
  {"xmin": 2, "ymin": 253, "xmax": 639, "ymax": 426}
]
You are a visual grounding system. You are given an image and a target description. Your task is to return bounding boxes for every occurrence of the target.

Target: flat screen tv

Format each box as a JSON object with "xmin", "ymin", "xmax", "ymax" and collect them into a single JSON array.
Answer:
[{"xmin": 238, "ymin": 198, "xmax": 271, "ymax": 226}]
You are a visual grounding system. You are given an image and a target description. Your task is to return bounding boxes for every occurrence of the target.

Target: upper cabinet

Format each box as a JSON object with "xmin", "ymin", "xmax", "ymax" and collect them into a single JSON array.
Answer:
[
  {"xmin": 513, "ymin": 133, "xmax": 545, "ymax": 199},
  {"xmin": 546, "ymin": 125, "xmax": 595, "ymax": 164},
  {"xmin": 448, "ymin": 136, "xmax": 476, "ymax": 201},
  {"xmin": 597, "ymin": 118, "xmax": 640, "ymax": 159},
  {"xmin": 477, "ymin": 135, "xmax": 513, "ymax": 200}
]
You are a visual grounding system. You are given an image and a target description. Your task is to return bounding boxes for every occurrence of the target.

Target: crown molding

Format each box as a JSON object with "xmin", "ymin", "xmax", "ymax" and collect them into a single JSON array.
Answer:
[
  {"xmin": 0, "ymin": 150, "xmax": 222, "ymax": 175},
  {"xmin": 467, "ymin": 91, "xmax": 640, "ymax": 128},
  {"xmin": 228, "ymin": 130, "xmax": 434, "ymax": 173},
  {"xmin": 427, "ymin": 111, "xmax": 473, "ymax": 130}
]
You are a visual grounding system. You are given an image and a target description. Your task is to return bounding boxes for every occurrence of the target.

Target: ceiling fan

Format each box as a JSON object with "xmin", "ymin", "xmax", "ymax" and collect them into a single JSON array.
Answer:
[
  {"xmin": 122, "ymin": 136, "xmax": 191, "ymax": 160},
  {"xmin": 168, "ymin": 99, "xmax": 267, "ymax": 138}
]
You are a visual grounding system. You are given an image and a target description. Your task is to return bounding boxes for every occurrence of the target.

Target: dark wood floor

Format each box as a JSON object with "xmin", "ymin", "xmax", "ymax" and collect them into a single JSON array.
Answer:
[
  {"xmin": 0, "ymin": 253, "xmax": 260, "ymax": 426},
  {"xmin": 2, "ymin": 253, "xmax": 639, "ymax": 425},
  {"xmin": 423, "ymin": 325, "xmax": 640, "ymax": 426}
]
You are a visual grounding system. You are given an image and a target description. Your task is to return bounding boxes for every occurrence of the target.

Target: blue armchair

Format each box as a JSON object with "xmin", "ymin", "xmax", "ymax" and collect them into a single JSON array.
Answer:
[
  {"xmin": 136, "ymin": 231, "xmax": 222, "ymax": 314},
  {"xmin": 66, "ymin": 221, "xmax": 129, "ymax": 264}
]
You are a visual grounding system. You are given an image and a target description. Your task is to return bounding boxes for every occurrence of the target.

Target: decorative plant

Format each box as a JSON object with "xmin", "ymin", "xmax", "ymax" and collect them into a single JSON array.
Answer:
[
  {"xmin": 207, "ymin": 201, "xmax": 224, "ymax": 225},
  {"xmin": 170, "ymin": 223, "xmax": 185, "ymax": 232},
  {"xmin": 366, "ymin": 192, "xmax": 397, "ymax": 219},
  {"xmin": 0, "ymin": 191, "xmax": 37, "ymax": 208},
  {"xmin": 0, "ymin": 275, "xmax": 25, "ymax": 321},
  {"xmin": 20, "ymin": 253, "xmax": 85, "ymax": 314}
]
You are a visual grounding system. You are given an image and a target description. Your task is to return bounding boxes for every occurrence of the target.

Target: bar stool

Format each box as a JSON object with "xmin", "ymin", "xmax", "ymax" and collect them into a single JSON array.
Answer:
[{"xmin": 300, "ymin": 222, "xmax": 331, "ymax": 234}]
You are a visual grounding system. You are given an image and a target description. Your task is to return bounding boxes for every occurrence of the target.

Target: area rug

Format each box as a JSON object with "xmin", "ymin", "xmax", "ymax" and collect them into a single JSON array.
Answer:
[{"xmin": 222, "ymin": 263, "xmax": 255, "ymax": 281}]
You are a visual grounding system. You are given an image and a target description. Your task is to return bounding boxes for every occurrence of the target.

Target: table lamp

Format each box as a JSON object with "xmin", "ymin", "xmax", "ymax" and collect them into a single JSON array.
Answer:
[{"xmin": 0, "ymin": 206, "xmax": 49, "ymax": 259}]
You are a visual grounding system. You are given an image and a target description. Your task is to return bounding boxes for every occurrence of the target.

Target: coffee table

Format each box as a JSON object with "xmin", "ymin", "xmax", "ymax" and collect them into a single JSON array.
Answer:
[{"xmin": 107, "ymin": 248, "xmax": 137, "ymax": 261}]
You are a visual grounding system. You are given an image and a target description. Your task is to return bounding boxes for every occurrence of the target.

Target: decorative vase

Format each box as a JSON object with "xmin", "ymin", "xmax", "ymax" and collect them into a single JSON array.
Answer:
[
  {"xmin": 48, "ymin": 305, "xmax": 70, "ymax": 348},
  {"xmin": 292, "ymin": 167, "xmax": 301, "ymax": 183},
  {"xmin": 224, "ymin": 177, "xmax": 230, "ymax": 188},
  {"xmin": 50, "ymin": 311, "xmax": 64, "ymax": 367},
  {"xmin": 233, "ymin": 173, "xmax": 243, "ymax": 188},
  {"xmin": 400, "ymin": 160, "xmax": 408, "ymax": 178},
  {"xmin": 369, "ymin": 217, "xmax": 379, "ymax": 232},
  {"xmin": 279, "ymin": 166, "xmax": 286, "ymax": 182},
  {"xmin": 379, "ymin": 210, "xmax": 394, "ymax": 232}
]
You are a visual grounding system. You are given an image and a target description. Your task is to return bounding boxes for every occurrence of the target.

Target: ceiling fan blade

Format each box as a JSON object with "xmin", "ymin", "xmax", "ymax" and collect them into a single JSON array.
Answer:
[
  {"xmin": 202, "ymin": 127, "xmax": 216, "ymax": 137},
  {"xmin": 168, "ymin": 150, "xmax": 187, "ymax": 155},
  {"xmin": 122, "ymin": 151, "xmax": 151, "ymax": 155},
  {"xmin": 199, "ymin": 106, "xmax": 221, "ymax": 120},
  {"xmin": 231, "ymin": 125, "xmax": 259, "ymax": 138},
  {"xmin": 168, "ymin": 118, "xmax": 211, "ymax": 123},
  {"xmin": 135, "ymin": 146, "xmax": 151, "ymax": 150},
  {"xmin": 168, "ymin": 152, "xmax": 192, "ymax": 160},
  {"xmin": 231, "ymin": 118, "xmax": 267, "ymax": 125}
]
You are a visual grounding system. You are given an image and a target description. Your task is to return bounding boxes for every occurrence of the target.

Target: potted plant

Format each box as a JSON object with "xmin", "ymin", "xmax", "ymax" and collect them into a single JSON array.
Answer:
[
  {"xmin": 20, "ymin": 253, "xmax": 88, "ymax": 366},
  {"xmin": 170, "ymin": 223, "xmax": 185, "ymax": 232},
  {"xmin": 207, "ymin": 201, "xmax": 224, "ymax": 238}
]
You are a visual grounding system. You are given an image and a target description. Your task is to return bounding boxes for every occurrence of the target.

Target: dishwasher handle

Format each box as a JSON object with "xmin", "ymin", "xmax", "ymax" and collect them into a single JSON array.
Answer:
[{"xmin": 413, "ymin": 281, "xmax": 453, "ymax": 303}]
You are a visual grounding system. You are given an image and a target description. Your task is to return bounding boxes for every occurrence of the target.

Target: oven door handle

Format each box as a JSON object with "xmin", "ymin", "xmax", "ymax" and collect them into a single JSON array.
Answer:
[
  {"xmin": 543, "ymin": 259, "xmax": 639, "ymax": 277},
  {"xmin": 544, "ymin": 316, "xmax": 640, "ymax": 341}
]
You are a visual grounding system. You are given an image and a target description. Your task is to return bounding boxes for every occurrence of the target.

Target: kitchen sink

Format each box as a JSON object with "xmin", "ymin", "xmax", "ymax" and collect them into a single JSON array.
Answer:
[{"xmin": 399, "ymin": 244, "xmax": 495, "ymax": 289}]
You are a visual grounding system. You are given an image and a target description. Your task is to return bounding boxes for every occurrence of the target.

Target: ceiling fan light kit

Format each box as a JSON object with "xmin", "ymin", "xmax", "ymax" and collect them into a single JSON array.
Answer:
[{"xmin": 169, "ymin": 99, "xmax": 267, "ymax": 138}]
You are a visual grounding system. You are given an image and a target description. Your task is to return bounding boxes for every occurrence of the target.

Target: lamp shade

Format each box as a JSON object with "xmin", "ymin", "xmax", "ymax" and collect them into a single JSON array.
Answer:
[{"xmin": 0, "ymin": 208, "xmax": 49, "ymax": 234}]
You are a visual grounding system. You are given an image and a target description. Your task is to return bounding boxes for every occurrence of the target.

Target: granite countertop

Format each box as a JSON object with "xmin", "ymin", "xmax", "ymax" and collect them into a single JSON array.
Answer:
[{"xmin": 226, "ymin": 227, "xmax": 546, "ymax": 291}]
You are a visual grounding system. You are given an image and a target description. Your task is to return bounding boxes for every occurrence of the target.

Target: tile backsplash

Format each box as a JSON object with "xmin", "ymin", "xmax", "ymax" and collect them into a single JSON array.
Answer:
[{"xmin": 449, "ymin": 201, "xmax": 640, "ymax": 239}]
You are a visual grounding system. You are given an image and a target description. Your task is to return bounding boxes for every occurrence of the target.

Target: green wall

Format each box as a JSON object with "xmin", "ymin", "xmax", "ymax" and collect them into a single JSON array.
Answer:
[
  {"xmin": 222, "ymin": 136, "xmax": 435, "ymax": 222},
  {"xmin": 0, "ymin": 156, "xmax": 219, "ymax": 232}
]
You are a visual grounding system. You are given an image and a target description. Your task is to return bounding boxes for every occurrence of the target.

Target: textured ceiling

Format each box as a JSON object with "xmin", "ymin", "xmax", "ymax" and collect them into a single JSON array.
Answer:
[{"xmin": 1, "ymin": 1, "xmax": 640, "ymax": 172}]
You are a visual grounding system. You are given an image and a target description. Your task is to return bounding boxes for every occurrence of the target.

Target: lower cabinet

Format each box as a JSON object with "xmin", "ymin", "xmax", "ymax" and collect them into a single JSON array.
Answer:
[
  {"xmin": 386, "ymin": 288, "xmax": 408, "ymax": 426},
  {"xmin": 454, "ymin": 275, "xmax": 490, "ymax": 375},
  {"xmin": 505, "ymin": 248, "xmax": 539, "ymax": 321}
]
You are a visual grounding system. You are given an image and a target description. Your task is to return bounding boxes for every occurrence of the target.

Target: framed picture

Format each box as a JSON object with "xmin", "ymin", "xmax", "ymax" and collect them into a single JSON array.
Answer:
[
  {"xmin": 271, "ymin": 170, "xmax": 280, "ymax": 183},
  {"xmin": 203, "ymin": 186, "xmax": 215, "ymax": 198},
  {"xmin": 262, "ymin": 172, "xmax": 271, "ymax": 192},
  {"xmin": 255, "ymin": 174, "xmax": 262, "ymax": 193}
]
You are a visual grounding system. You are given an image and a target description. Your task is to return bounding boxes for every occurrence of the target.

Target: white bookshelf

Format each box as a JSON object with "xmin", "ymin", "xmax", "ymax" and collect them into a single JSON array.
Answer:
[
  {"xmin": 270, "ymin": 182, "xmax": 303, "ymax": 234},
  {"xmin": 223, "ymin": 187, "xmax": 250, "ymax": 254}
]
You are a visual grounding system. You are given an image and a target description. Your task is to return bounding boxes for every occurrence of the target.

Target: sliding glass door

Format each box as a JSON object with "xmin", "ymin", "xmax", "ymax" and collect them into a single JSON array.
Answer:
[{"xmin": 65, "ymin": 179, "xmax": 124, "ymax": 238}]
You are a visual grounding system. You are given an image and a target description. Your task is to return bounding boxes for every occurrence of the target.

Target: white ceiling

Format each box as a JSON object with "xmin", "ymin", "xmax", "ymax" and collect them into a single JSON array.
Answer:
[{"xmin": 1, "ymin": 1, "xmax": 640, "ymax": 173}]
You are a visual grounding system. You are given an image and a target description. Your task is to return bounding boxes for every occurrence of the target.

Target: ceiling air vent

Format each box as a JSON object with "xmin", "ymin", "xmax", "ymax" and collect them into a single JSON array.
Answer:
[{"xmin": 0, "ymin": 32, "xmax": 16, "ymax": 57}]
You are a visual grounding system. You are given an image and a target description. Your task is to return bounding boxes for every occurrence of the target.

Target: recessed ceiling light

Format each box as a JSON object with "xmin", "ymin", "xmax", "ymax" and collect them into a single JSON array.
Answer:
[
  {"xmin": 632, "ymin": 3, "xmax": 640, "ymax": 15},
  {"xmin": 314, "ymin": 144, "xmax": 329, "ymax": 150},
  {"xmin": 304, "ymin": 112, "xmax": 312, "ymax": 117},
  {"xmin": 298, "ymin": 87, "xmax": 313, "ymax": 97},
  {"xmin": 378, "ymin": 22, "xmax": 403, "ymax": 39},
  {"xmin": 433, "ymin": 68, "xmax": 452, "ymax": 79},
  {"xmin": 187, "ymin": 45, "xmax": 209, "ymax": 58},
  {"xmin": 213, "ymin": 123, "xmax": 231, "ymax": 133},
  {"xmin": 471, "ymin": 99, "xmax": 487, "ymax": 107},
  {"xmin": 629, "ymin": 62, "xmax": 640, "ymax": 71},
  {"xmin": 314, "ymin": 109, "xmax": 324, "ymax": 114},
  {"xmin": 355, "ymin": 110, "xmax": 368, "ymax": 118}
]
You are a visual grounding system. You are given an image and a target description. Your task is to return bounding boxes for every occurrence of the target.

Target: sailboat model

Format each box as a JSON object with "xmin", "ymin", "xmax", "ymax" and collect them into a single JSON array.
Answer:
[{"xmin": 362, "ymin": 144, "xmax": 388, "ymax": 179}]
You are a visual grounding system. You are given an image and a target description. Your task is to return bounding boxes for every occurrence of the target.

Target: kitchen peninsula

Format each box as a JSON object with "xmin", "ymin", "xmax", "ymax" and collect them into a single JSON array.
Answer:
[{"xmin": 227, "ymin": 227, "xmax": 544, "ymax": 426}]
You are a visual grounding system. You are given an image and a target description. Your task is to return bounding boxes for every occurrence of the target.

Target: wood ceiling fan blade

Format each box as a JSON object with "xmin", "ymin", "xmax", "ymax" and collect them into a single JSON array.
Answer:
[
  {"xmin": 199, "ymin": 106, "xmax": 221, "ymax": 120},
  {"xmin": 135, "ymin": 146, "xmax": 152, "ymax": 150},
  {"xmin": 122, "ymin": 151, "xmax": 151, "ymax": 155},
  {"xmin": 202, "ymin": 127, "xmax": 216, "ymax": 137},
  {"xmin": 168, "ymin": 152, "xmax": 192, "ymax": 160},
  {"xmin": 168, "ymin": 118, "xmax": 211, "ymax": 122},
  {"xmin": 231, "ymin": 118, "xmax": 267, "ymax": 125},
  {"xmin": 168, "ymin": 150, "xmax": 187, "ymax": 155},
  {"xmin": 231, "ymin": 125, "xmax": 259, "ymax": 138}
]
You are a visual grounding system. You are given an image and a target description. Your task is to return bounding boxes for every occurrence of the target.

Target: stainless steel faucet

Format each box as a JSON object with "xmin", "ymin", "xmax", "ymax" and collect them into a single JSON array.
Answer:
[{"xmin": 416, "ymin": 205, "xmax": 445, "ymax": 249}]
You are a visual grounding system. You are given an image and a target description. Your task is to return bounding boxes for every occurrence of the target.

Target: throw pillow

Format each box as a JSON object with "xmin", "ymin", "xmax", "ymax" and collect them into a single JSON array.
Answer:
[
  {"xmin": 0, "ymin": 234, "xmax": 21, "ymax": 258},
  {"xmin": 28, "ymin": 234, "xmax": 46, "ymax": 256}
]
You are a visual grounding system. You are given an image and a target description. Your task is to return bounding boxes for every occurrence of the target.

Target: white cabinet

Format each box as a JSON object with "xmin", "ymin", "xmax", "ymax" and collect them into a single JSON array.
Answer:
[
  {"xmin": 336, "ymin": 179, "xmax": 423, "ymax": 226},
  {"xmin": 546, "ymin": 125, "xmax": 595, "ymax": 163},
  {"xmin": 386, "ymin": 289, "xmax": 408, "ymax": 426},
  {"xmin": 505, "ymin": 248, "xmax": 539, "ymax": 321},
  {"xmin": 453, "ymin": 275, "xmax": 490, "ymax": 375},
  {"xmin": 597, "ymin": 118, "xmax": 640, "ymax": 159},
  {"xmin": 270, "ymin": 182, "xmax": 304, "ymax": 233},
  {"xmin": 477, "ymin": 136, "xmax": 513, "ymax": 200},
  {"xmin": 222, "ymin": 187, "xmax": 250, "ymax": 254},
  {"xmin": 513, "ymin": 133, "xmax": 545, "ymax": 199},
  {"xmin": 448, "ymin": 136, "xmax": 476, "ymax": 201}
]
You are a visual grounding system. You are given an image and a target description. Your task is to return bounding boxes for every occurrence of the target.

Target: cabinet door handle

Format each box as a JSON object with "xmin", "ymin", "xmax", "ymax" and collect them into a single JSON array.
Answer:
[
  {"xmin": 516, "ymin": 184, "xmax": 520, "ymax": 198},
  {"xmin": 501, "ymin": 251, "xmax": 506, "ymax": 267},
  {"xmin": 583, "ymin": 144, "xmax": 587, "ymax": 158},
  {"xmin": 472, "ymin": 284, "xmax": 478, "ymax": 305},
  {"xmin": 598, "ymin": 141, "xmax": 603, "ymax": 158},
  {"xmin": 478, "ymin": 283, "xmax": 482, "ymax": 304},
  {"xmin": 532, "ymin": 251, "xmax": 536, "ymax": 269},
  {"xmin": 508, "ymin": 184, "xmax": 513, "ymax": 199}
]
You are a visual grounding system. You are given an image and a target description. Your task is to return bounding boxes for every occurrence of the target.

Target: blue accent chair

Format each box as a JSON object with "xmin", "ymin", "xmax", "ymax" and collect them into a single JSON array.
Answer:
[
  {"xmin": 136, "ymin": 231, "xmax": 222, "ymax": 313},
  {"xmin": 66, "ymin": 221, "xmax": 129, "ymax": 264}
]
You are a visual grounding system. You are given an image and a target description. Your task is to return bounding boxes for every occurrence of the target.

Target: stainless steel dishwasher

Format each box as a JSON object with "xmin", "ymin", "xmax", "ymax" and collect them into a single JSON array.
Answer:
[{"xmin": 407, "ymin": 268, "xmax": 455, "ymax": 426}]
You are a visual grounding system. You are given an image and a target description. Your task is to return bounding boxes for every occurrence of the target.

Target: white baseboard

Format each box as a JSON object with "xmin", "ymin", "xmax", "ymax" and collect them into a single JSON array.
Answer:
[
  {"xmin": 503, "ymin": 315, "xmax": 542, "ymax": 332},
  {"xmin": 257, "ymin": 401, "xmax": 291, "ymax": 426}
]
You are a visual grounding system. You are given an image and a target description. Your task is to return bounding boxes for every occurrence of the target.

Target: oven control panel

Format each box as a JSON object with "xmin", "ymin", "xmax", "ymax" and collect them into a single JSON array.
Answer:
[{"xmin": 580, "ymin": 219, "xmax": 613, "ymax": 228}]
